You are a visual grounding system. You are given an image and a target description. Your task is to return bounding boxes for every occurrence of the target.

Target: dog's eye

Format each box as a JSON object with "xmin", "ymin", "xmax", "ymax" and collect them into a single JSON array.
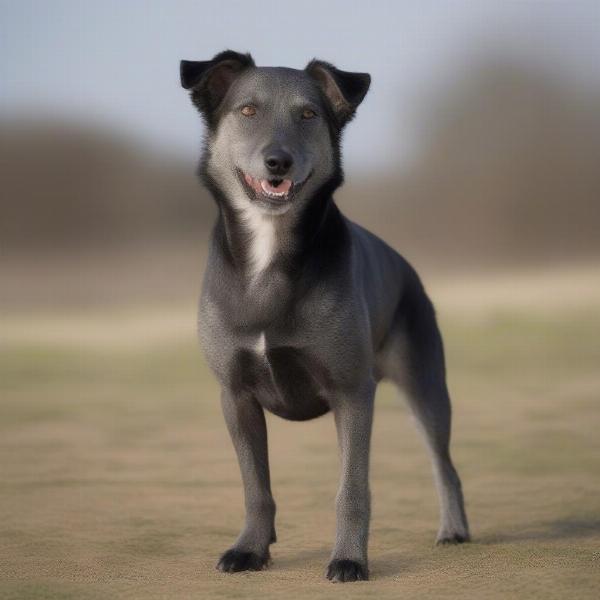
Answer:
[
  {"xmin": 241, "ymin": 105, "xmax": 256, "ymax": 117},
  {"xmin": 301, "ymin": 108, "xmax": 316, "ymax": 120}
]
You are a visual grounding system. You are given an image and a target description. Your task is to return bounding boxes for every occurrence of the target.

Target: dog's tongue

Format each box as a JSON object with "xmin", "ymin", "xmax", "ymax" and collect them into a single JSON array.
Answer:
[
  {"xmin": 244, "ymin": 173, "xmax": 293, "ymax": 197},
  {"xmin": 260, "ymin": 179, "xmax": 292, "ymax": 195}
]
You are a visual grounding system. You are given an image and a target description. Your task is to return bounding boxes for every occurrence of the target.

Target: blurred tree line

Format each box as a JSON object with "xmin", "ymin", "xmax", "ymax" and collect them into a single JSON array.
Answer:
[{"xmin": 2, "ymin": 60, "xmax": 599, "ymax": 269}]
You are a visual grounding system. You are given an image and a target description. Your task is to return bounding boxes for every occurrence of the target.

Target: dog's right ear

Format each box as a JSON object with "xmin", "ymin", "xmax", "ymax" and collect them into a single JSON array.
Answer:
[{"xmin": 180, "ymin": 50, "xmax": 254, "ymax": 118}]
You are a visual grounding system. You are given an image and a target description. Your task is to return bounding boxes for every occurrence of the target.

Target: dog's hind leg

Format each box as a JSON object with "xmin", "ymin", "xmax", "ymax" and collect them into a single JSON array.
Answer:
[
  {"xmin": 405, "ymin": 372, "xmax": 470, "ymax": 545},
  {"xmin": 216, "ymin": 388, "xmax": 276, "ymax": 572},
  {"xmin": 381, "ymin": 283, "xmax": 470, "ymax": 545}
]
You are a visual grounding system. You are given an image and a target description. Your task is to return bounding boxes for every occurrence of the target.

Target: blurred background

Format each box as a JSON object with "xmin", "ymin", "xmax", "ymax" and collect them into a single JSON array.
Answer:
[
  {"xmin": 2, "ymin": 2, "xmax": 599, "ymax": 598},
  {"xmin": 2, "ymin": 0, "xmax": 599, "ymax": 307}
]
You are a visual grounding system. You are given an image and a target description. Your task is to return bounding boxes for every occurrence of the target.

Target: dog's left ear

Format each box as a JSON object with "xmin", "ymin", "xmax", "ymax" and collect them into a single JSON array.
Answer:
[
  {"xmin": 180, "ymin": 50, "xmax": 255, "ymax": 118},
  {"xmin": 306, "ymin": 60, "xmax": 371, "ymax": 126}
]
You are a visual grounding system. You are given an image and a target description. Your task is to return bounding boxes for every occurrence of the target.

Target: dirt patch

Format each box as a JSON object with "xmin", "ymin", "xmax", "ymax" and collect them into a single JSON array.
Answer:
[{"xmin": 1, "ymin": 276, "xmax": 599, "ymax": 598}]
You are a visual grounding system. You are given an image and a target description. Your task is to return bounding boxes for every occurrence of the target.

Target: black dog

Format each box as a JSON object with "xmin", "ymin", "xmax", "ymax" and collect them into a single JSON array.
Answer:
[{"xmin": 180, "ymin": 50, "xmax": 470, "ymax": 583}]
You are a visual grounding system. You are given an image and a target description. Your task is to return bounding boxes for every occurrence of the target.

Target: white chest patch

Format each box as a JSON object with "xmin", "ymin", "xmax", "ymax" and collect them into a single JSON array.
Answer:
[
  {"xmin": 255, "ymin": 332, "xmax": 266, "ymax": 355},
  {"xmin": 241, "ymin": 205, "xmax": 276, "ymax": 280}
]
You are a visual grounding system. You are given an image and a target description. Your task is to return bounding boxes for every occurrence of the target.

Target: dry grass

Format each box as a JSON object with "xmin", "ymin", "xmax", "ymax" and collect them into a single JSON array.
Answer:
[{"xmin": 1, "ymin": 269, "xmax": 600, "ymax": 599}]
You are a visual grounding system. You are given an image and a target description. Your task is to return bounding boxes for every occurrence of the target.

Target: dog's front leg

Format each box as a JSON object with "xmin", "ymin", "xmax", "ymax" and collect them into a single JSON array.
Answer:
[
  {"xmin": 327, "ymin": 383, "xmax": 375, "ymax": 582},
  {"xmin": 216, "ymin": 389, "xmax": 276, "ymax": 572}
]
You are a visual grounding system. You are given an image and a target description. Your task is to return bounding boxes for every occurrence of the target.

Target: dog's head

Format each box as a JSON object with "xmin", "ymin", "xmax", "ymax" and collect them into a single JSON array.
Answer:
[{"xmin": 181, "ymin": 50, "xmax": 370, "ymax": 215}]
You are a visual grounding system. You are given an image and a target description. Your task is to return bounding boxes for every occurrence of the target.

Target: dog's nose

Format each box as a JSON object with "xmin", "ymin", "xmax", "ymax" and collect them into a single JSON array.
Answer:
[{"xmin": 264, "ymin": 148, "xmax": 293, "ymax": 175}]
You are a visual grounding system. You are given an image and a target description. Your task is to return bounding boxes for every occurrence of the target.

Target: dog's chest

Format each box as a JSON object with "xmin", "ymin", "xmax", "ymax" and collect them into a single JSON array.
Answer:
[{"xmin": 229, "ymin": 332, "xmax": 331, "ymax": 421}]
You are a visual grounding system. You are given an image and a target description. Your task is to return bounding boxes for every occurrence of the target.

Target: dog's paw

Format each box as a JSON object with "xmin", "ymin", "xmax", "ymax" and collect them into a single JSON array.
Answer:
[
  {"xmin": 436, "ymin": 532, "xmax": 470, "ymax": 545},
  {"xmin": 216, "ymin": 548, "xmax": 270, "ymax": 573},
  {"xmin": 326, "ymin": 559, "xmax": 368, "ymax": 582}
]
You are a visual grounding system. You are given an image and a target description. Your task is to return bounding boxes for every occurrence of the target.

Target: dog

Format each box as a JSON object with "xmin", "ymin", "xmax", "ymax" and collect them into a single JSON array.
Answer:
[{"xmin": 180, "ymin": 50, "xmax": 470, "ymax": 583}]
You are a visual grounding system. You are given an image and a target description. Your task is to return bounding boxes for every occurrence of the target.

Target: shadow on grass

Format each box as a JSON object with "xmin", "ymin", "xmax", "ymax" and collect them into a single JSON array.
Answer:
[{"xmin": 479, "ymin": 517, "xmax": 600, "ymax": 544}]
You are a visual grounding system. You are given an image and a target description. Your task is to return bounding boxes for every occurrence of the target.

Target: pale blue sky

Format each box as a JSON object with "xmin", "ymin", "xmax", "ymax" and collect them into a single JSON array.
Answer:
[{"xmin": 1, "ymin": 1, "xmax": 599, "ymax": 170}]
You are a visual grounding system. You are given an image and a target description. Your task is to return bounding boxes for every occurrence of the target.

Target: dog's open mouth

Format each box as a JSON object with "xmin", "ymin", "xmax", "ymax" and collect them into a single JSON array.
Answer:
[
  {"xmin": 238, "ymin": 169, "xmax": 311, "ymax": 206},
  {"xmin": 245, "ymin": 174, "xmax": 292, "ymax": 200}
]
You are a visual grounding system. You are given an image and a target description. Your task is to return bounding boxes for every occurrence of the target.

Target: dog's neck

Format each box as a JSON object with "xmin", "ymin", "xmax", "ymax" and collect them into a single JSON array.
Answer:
[
  {"xmin": 229, "ymin": 201, "xmax": 292, "ymax": 282},
  {"xmin": 211, "ymin": 187, "xmax": 347, "ymax": 283}
]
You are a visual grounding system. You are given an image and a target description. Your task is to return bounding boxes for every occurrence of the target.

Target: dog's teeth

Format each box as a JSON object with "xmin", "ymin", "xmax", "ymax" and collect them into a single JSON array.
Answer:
[{"xmin": 260, "ymin": 180, "xmax": 288, "ymax": 198}]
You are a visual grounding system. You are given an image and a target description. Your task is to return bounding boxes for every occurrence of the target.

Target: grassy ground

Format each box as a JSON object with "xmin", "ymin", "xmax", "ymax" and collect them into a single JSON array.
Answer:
[{"xmin": 1, "ymin": 270, "xmax": 600, "ymax": 599}]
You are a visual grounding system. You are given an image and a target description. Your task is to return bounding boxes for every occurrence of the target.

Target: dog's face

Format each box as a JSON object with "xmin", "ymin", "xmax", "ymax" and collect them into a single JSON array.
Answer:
[
  {"xmin": 205, "ymin": 67, "xmax": 334, "ymax": 214},
  {"xmin": 181, "ymin": 51, "xmax": 370, "ymax": 215}
]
